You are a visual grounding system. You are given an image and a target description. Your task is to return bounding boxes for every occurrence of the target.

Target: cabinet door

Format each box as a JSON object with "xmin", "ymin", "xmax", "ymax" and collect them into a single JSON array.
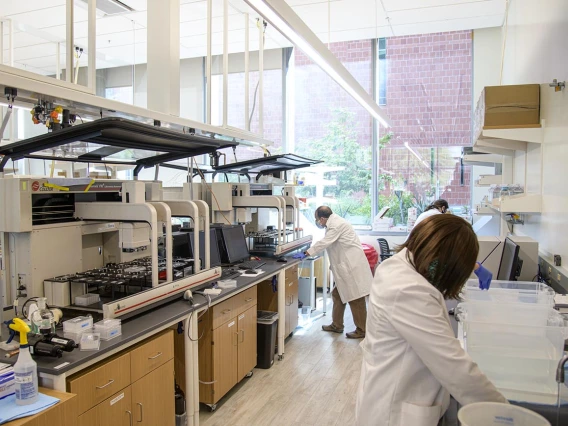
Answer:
[
  {"xmin": 212, "ymin": 318, "xmax": 238, "ymax": 403},
  {"xmin": 131, "ymin": 359, "xmax": 175, "ymax": 426},
  {"xmin": 284, "ymin": 281, "xmax": 292, "ymax": 336},
  {"xmin": 78, "ymin": 387, "xmax": 133, "ymax": 426},
  {"xmin": 237, "ymin": 306, "xmax": 257, "ymax": 380},
  {"xmin": 288, "ymin": 279, "xmax": 299, "ymax": 333}
]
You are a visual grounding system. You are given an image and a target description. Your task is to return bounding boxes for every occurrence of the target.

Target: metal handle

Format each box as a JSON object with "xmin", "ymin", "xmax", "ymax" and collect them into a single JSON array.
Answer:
[
  {"xmin": 245, "ymin": 297, "xmax": 253, "ymax": 303},
  {"xmin": 233, "ymin": 332, "xmax": 238, "ymax": 346},
  {"xmin": 222, "ymin": 309, "xmax": 231, "ymax": 314},
  {"xmin": 126, "ymin": 410, "xmax": 133, "ymax": 426},
  {"xmin": 556, "ymin": 354, "xmax": 568, "ymax": 384},
  {"xmin": 95, "ymin": 379, "xmax": 114, "ymax": 389},
  {"xmin": 239, "ymin": 329, "xmax": 245, "ymax": 343},
  {"xmin": 148, "ymin": 351, "xmax": 162, "ymax": 360},
  {"xmin": 137, "ymin": 402, "xmax": 143, "ymax": 423}
]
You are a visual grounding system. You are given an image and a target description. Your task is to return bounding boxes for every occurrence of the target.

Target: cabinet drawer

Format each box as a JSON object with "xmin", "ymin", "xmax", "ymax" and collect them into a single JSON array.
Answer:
[
  {"xmin": 235, "ymin": 286, "xmax": 257, "ymax": 316},
  {"xmin": 67, "ymin": 352, "xmax": 131, "ymax": 415},
  {"xmin": 131, "ymin": 330, "xmax": 174, "ymax": 383},
  {"xmin": 212, "ymin": 297, "xmax": 236, "ymax": 329},
  {"xmin": 78, "ymin": 386, "xmax": 132, "ymax": 426},
  {"xmin": 285, "ymin": 264, "xmax": 299, "ymax": 281}
]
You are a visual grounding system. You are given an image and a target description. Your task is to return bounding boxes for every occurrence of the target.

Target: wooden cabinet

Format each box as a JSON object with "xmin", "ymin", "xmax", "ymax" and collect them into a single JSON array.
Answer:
[
  {"xmin": 237, "ymin": 306, "xmax": 257, "ymax": 380},
  {"xmin": 199, "ymin": 289, "xmax": 258, "ymax": 406},
  {"xmin": 68, "ymin": 330, "xmax": 174, "ymax": 426},
  {"xmin": 131, "ymin": 360, "xmax": 175, "ymax": 426}
]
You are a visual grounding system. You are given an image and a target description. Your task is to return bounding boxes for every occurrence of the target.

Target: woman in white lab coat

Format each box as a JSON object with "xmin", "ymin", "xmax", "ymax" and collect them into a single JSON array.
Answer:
[
  {"xmin": 413, "ymin": 199, "xmax": 449, "ymax": 228},
  {"xmin": 355, "ymin": 214, "xmax": 507, "ymax": 426}
]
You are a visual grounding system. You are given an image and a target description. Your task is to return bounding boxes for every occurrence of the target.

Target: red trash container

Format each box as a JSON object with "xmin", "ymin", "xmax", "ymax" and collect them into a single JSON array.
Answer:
[{"xmin": 361, "ymin": 243, "xmax": 379, "ymax": 274}]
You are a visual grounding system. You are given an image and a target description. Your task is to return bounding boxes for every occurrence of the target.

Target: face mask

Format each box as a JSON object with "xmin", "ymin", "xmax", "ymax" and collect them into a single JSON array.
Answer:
[{"xmin": 315, "ymin": 218, "xmax": 325, "ymax": 229}]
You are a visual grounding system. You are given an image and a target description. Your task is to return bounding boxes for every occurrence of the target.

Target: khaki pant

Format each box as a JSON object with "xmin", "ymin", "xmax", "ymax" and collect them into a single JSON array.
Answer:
[{"xmin": 331, "ymin": 286, "xmax": 367, "ymax": 332}]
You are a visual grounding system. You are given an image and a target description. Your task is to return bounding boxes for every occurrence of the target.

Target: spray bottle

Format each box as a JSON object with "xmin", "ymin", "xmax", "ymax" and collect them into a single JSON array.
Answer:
[{"xmin": 9, "ymin": 318, "xmax": 39, "ymax": 405}]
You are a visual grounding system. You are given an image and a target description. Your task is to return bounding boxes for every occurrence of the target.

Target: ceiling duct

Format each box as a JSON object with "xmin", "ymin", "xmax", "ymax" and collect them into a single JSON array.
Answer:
[{"xmin": 77, "ymin": 0, "xmax": 134, "ymax": 15}]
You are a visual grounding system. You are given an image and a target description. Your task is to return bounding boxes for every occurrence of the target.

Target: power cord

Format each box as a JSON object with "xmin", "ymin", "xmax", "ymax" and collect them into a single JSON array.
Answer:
[{"xmin": 186, "ymin": 292, "xmax": 211, "ymax": 342}]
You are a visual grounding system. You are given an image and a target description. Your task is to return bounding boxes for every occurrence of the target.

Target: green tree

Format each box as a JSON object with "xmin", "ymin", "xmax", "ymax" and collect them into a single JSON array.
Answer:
[{"xmin": 296, "ymin": 108, "xmax": 392, "ymax": 221}]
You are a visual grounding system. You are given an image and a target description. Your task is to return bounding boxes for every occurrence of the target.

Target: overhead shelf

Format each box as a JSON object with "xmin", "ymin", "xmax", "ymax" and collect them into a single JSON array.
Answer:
[
  {"xmin": 475, "ymin": 175, "xmax": 503, "ymax": 186},
  {"xmin": 211, "ymin": 154, "xmax": 322, "ymax": 180},
  {"xmin": 488, "ymin": 194, "xmax": 542, "ymax": 214},
  {"xmin": 474, "ymin": 121, "xmax": 545, "ymax": 155}
]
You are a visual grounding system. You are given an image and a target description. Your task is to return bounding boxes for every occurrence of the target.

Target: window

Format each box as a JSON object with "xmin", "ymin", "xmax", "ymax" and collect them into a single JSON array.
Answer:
[
  {"xmin": 377, "ymin": 38, "xmax": 387, "ymax": 106},
  {"xmin": 290, "ymin": 32, "xmax": 473, "ymax": 232},
  {"xmin": 104, "ymin": 86, "xmax": 134, "ymax": 104}
]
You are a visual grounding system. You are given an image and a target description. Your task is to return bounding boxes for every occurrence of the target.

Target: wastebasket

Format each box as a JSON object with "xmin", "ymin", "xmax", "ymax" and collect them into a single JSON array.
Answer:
[{"xmin": 257, "ymin": 310, "xmax": 279, "ymax": 369}]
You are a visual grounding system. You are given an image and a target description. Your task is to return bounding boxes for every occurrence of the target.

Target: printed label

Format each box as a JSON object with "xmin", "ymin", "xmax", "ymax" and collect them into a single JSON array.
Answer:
[
  {"xmin": 31, "ymin": 181, "xmax": 40, "ymax": 192},
  {"xmin": 51, "ymin": 338, "xmax": 67, "ymax": 345},
  {"xmin": 238, "ymin": 314, "xmax": 245, "ymax": 320},
  {"xmin": 228, "ymin": 321, "xmax": 235, "ymax": 328},
  {"xmin": 14, "ymin": 373, "xmax": 33, "ymax": 384},
  {"xmin": 14, "ymin": 372, "xmax": 36, "ymax": 401},
  {"xmin": 110, "ymin": 392, "xmax": 125, "ymax": 406},
  {"xmin": 54, "ymin": 362, "xmax": 70, "ymax": 370}
]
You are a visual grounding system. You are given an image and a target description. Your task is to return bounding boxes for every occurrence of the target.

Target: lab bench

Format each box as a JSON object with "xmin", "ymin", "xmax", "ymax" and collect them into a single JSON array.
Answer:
[{"xmin": 0, "ymin": 258, "xmax": 301, "ymax": 426}]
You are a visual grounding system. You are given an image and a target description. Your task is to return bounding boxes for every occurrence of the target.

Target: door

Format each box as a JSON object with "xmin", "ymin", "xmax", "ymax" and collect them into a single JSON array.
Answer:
[
  {"xmin": 77, "ymin": 386, "xmax": 133, "ymax": 426},
  {"xmin": 237, "ymin": 306, "xmax": 257, "ymax": 380},
  {"xmin": 285, "ymin": 281, "xmax": 292, "ymax": 336},
  {"xmin": 131, "ymin": 360, "xmax": 175, "ymax": 426},
  {"xmin": 288, "ymin": 279, "xmax": 299, "ymax": 333},
  {"xmin": 212, "ymin": 318, "xmax": 238, "ymax": 402}
]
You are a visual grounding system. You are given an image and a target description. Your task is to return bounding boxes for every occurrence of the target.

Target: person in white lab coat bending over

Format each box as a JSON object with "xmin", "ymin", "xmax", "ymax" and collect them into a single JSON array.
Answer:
[
  {"xmin": 305, "ymin": 206, "xmax": 372, "ymax": 339},
  {"xmin": 356, "ymin": 214, "xmax": 507, "ymax": 426},
  {"xmin": 413, "ymin": 199, "xmax": 449, "ymax": 228}
]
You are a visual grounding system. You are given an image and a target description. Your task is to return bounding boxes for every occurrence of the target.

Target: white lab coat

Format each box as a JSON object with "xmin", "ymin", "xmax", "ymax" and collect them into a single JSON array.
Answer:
[
  {"xmin": 306, "ymin": 214, "xmax": 372, "ymax": 303},
  {"xmin": 413, "ymin": 208, "xmax": 442, "ymax": 227},
  {"xmin": 355, "ymin": 249, "xmax": 507, "ymax": 426}
]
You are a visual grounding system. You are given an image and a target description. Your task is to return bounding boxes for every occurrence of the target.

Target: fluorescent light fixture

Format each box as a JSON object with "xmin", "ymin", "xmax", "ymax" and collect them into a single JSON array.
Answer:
[
  {"xmin": 244, "ymin": 0, "xmax": 391, "ymax": 128},
  {"xmin": 404, "ymin": 142, "xmax": 431, "ymax": 170}
]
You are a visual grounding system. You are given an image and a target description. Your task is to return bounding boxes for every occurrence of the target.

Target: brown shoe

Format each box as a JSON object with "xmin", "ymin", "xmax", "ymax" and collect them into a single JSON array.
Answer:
[
  {"xmin": 322, "ymin": 324, "xmax": 344, "ymax": 333},
  {"xmin": 346, "ymin": 330, "xmax": 365, "ymax": 339}
]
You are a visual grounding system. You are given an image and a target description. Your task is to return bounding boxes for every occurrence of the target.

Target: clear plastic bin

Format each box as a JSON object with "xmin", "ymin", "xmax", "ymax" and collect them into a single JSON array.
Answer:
[
  {"xmin": 94, "ymin": 319, "xmax": 122, "ymax": 341},
  {"xmin": 80, "ymin": 332, "xmax": 101, "ymax": 351},
  {"xmin": 458, "ymin": 306, "xmax": 567, "ymax": 401},
  {"xmin": 75, "ymin": 293, "xmax": 100, "ymax": 306},
  {"xmin": 462, "ymin": 280, "xmax": 555, "ymax": 306},
  {"xmin": 63, "ymin": 328, "xmax": 91, "ymax": 343},
  {"xmin": 62, "ymin": 316, "xmax": 93, "ymax": 333}
]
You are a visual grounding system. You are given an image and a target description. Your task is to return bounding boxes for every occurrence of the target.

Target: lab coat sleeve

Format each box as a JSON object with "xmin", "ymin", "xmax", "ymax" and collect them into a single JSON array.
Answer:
[
  {"xmin": 306, "ymin": 225, "xmax": 342, "ymax": 256},
  {"xmin": 390, "ymin": 286, "xmax": 508, "ymax": 406}
]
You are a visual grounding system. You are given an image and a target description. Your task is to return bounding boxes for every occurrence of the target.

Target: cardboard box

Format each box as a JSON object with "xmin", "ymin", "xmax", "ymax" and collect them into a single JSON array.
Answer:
[{"xmin": 475, "ymin": 84, "xmax": 540, "ymax": 138}]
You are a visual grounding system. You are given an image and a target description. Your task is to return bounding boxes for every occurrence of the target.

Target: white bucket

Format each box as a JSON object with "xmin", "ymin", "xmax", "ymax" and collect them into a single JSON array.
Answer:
[{"xmin": 458, "ymin": 402, "xmax": 550, "ymax": 426}]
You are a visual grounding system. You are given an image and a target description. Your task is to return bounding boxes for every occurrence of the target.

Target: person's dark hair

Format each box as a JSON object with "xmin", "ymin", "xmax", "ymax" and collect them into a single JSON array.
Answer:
[
  {"xmin": 315, "ymin": 206, "xmax": 333, "ymax": 219},
  {"xmin": 398, "ymin": 214, "xmax": 478, "ymax": 299},
  {"xmin": 425, "ymin": 199, "xmax": 449, "ymax": 213}
]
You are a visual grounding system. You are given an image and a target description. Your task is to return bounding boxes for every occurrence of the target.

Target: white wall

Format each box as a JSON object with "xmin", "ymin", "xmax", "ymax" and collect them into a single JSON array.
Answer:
[{"xmin": 473, "ymin": 0, "xmax": 568, "ymax": 264}]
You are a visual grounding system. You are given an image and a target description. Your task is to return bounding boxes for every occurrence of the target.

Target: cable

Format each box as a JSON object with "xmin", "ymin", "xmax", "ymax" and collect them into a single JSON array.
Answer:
[
  {"xmin": 192, "ymin": 157, "xmax": 231, "ymax": 224},
  {"xmin": 75, "ymin": 114, "xmax": 84, "ymax": 124},
  {"xmin": 187, "ymin": 292, "xmax": 211, "ymax": 342},
  {"xmin": 499, "ymin": 0, "xmax": 511, "ymax": 85}
]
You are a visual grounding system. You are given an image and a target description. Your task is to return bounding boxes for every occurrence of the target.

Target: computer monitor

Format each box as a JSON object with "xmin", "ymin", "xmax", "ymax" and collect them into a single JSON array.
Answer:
[
  {"xmin": 497, "ymin": 237, "xmax": 521, "ymax": 281},
  {"xmin": 213, "ymin": 225, "xmax": 250, "ymax": 265},
  {"xmin": 172, "ymin": 232, "xmax": 191, "ymax": 258},
  {"xmin": 188, "ymin": 229, "xmax": 222, "ymax": 268}
]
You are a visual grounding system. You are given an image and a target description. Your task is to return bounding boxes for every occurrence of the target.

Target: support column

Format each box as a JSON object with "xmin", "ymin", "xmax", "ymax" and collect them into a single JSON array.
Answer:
[{"xmin": 147, "ymin": 0, "xmax": 180, "ymax": 115}]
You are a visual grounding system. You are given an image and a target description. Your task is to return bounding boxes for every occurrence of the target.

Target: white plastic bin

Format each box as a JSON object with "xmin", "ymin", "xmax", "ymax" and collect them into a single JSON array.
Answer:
[
  {"xmin": 458, "ymin": 402, "xmax": 550, "ymax": 426},
  {"xmin": 457, "ymin": 306, "xmax": 567, "ymax": 398},
  {"xmin": 462, "ymin": 280, "xmax": 555, "ymax": 306}
]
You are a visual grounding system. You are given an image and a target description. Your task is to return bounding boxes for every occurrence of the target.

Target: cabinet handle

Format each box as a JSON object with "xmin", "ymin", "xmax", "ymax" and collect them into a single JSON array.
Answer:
[
  {"xmin": 137, "ymin": 402, "xmax": 143, "ymax": 423},
  {"xmin": 245, "ymin": 297, "xmax": 253, "ymax": 303},
  {"xmin": 241, "ymin": 329, "xmax": 245, "ymax": 343},
  {"xmin": 233, "ymin": 332, "xmax": 238, "ymax": 346},
  {"xmin": 95, "ymin": 379, "xmax": 114, "ymax": 389},
  {"xmin": 126, "ymin": 410, "xmax": 133, "ymax": 426},
  {"xmin": 222, "ymin": 309, "xmax": 231, "ymax": 314},
  {"xmin": 148, "ymin": 351, "xmax": 163, "ymax": 360}
]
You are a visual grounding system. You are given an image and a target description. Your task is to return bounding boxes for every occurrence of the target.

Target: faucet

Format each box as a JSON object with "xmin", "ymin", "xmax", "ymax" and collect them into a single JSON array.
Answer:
[{"xmin": 556, "ymin": 354, "xmax": 568, "ymax": 384}]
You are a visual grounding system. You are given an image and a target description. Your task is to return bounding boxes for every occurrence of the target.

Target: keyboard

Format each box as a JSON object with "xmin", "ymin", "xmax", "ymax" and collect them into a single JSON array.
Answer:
[
  {"xmin": 219, "ymin": 269, "xmax": 241, "ymax": 281},
  {"xmin": 238, "ymin": 260, "xmax": 266, "ymax": 270}
]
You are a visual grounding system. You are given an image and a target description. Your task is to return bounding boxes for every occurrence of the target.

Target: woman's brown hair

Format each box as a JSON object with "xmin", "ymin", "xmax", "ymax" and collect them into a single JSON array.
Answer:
[{"xmin": 398, "ymin": 214, "xmax": 479, "ymax": 299}]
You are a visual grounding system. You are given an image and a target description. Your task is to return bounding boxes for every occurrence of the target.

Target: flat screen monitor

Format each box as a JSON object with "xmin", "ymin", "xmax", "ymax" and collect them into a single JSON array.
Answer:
[
  {"xmin": 189, "ymin": 229, "xmax": 222, "ymax": 268},
  {"xmin": 172, "ymin": 232, "xmax": 191, "ymax": 258},
  {"xmin": 213, "ymin": 225, "xmax": 250, "ymax": 265},
  {"xmin": 497, "ymin": 237, "xmax": 521, "ymax": 281}
]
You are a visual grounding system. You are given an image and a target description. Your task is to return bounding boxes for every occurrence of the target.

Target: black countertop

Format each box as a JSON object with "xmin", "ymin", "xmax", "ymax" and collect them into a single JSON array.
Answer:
[{"xmin": 1, "ymin": 258, "xmax": 298, "ymax": 376}]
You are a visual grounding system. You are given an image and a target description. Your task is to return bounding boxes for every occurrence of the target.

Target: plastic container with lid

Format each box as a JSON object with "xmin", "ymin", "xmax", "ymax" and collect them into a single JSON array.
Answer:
[
  {"xmin": 75, "ymin": 293, "xmax": 100, "ymax": 306},
  {"xmin": 94, "ymin": 319, "xmax": 122, "ymax": 341},
  {"xmin": 80, "ymin": 333, "xmax": 101, "ymax": 351},
  {"xmin": 62, "ymin": 316, "xmax": 93, "ymax": 333}
]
